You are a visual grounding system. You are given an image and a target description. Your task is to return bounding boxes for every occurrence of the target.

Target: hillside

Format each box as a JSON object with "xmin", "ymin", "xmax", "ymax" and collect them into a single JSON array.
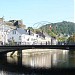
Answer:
[{"xmin": 39, "ymin": 21, "xmax": 75, "ymax": 37}]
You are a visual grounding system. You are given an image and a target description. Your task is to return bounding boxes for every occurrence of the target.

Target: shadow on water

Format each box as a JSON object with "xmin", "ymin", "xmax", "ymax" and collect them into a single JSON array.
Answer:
[{"xmin": 0, "ymin": 50, "xmax": 75, "ymax": 74}]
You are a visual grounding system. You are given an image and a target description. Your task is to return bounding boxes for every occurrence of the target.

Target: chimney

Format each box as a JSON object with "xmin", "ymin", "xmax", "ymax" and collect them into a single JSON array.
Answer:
[{"xmin": 28, "ymin": 29, "xmax": 30, "ymax": 35}]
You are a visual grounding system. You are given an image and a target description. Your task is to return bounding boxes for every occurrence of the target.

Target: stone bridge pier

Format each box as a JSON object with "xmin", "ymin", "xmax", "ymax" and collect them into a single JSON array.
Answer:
[{"xmin": 0, "ymin": 49, "xmax": 22, "ymax": 57}]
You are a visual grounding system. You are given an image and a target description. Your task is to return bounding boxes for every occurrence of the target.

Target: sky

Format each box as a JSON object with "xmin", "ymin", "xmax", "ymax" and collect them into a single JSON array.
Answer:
[
  {"xmin": 0, "ymin": 0, "xmax": 74, "ymax": 28},
  {"xmin": 74, "ymin": 0, "xmax": 75, "ymax": 23}
]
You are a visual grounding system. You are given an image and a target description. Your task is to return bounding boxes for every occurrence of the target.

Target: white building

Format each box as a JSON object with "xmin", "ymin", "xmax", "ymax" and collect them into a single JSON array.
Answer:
[
  {"xmin": 51, "ymin": 37, "xmax": 58, "ymax": 45},
  {"xmin": 7, "ymin": 28, "xmax": 39, "ymax": 45},
  {"xmin": 0, "ymin": 22, "xmax": 16, "ymax": 45},
  {"xmin": 7, "ymin": 28, "xmax": 58, "ymax": 45}
]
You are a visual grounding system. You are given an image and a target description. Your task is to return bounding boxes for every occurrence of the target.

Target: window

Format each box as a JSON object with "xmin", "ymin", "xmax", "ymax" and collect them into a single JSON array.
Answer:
[
  {"xmin": 12, "ymin": 37, "xmax": 14, "ymax": 40},
  {"xmin": 13, "ymin": 31, "xmax": 14, "ymax": 34},
  {"xmin": 36, "ymin": 35, "xmax": 38, "ymax": 37},
  {"xmin": 27, "ymin": 38, "xmax": 29, "ymax": 41},
  {"xmin": 19, "ymin": 36, "xmax": 21, "ymax": 40},
  {"xmin": 13, "ymin": 30, "xmax": 16, "ymax": 34},
  {"xmin": 15, "ymin": 31, "xmax": 16, "ymax": 34}
]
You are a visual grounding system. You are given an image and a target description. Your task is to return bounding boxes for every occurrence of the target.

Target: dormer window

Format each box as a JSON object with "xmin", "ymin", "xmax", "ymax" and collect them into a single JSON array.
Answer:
[{"xmin": 13, "ymin": 30, "xmax": 16, "ymax": 34}]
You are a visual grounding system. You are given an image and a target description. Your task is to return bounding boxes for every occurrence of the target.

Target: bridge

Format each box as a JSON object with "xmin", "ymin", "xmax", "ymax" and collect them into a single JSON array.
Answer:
[
  {"xmin": 0, "ymin": 45, "xmax": 75, "ymax": 53},
  {"xmin": 0, "ymin": 45, "xmax": 75, "ymax": 74}
]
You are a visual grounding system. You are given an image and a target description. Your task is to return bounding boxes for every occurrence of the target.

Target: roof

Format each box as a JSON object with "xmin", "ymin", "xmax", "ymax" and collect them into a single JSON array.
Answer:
[
  {"xmin": 16, "ymin": 28, "xmax": 28, "ymax": 35},
  {"xmin": 43, "ymin": 32, "xmax": 51, "ymax": 38},
  {"xmin": 36, "ymin": 31, "xmax": 45, "ymax": 38}
]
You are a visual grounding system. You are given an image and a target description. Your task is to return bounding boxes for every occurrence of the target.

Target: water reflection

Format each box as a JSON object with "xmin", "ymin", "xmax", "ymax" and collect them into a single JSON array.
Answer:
[
  {"xmin": 7, "ymin": 56, "xmax": 18, "ymax": 64},
  {"xmin": 7, "ymin": 49, "xmax": 69, "ymax": 68},
  {"xmin": 52, "ymin": 50, "xmax": 69, "ymax": 68},
  {"xmin": 1, "ymin": 49, "xmax": 75, "ymax": 75},
  {"xmin": 22, "ymin": 53, "xmax": 51, "ymax": 68}
]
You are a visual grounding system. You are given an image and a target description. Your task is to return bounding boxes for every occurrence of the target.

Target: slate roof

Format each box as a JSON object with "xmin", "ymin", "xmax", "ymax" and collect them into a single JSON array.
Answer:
[
  {"xmin": 16, "ymin": 28, "xmax": 28, "ymax": 35},
  {"xmin": 43, "ymin": 32, "xmax": 51, "ymax": 38},
  {"xmin": 36, "ymin": 31, "xmax": 45, "ymax": 38}
]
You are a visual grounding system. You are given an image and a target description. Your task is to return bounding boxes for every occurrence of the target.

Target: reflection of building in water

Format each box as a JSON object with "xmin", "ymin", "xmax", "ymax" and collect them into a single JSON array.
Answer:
[
  {"xmin": 6, "ymin": 49, "xmax": 69, "ymax": 68},
  {"xmin": 22, "ymin": 54, "xmax": 51, "ymax": 68},
  {"xmin": 52, "ymin": 53, "xmax": 58, "ymax": 66},
  {"xmin": 27, "ymin": 50, "xmax": 69, "ymax": 68},
  {"xmin": 68, "ymin": 51, "xmax": 75, "ymax": 67},
  {"xmin": 63, "ymin": 50, "xmax": 69, "ymax": 61},
  {"xmin": 51, "ymin": 50, "xmax": 69, "ymax": 68}
]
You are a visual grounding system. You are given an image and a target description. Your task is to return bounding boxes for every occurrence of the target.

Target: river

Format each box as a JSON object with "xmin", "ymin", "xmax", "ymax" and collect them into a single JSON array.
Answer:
[{"xmin": 0, "ymin": 49, "xmax": 75, "ymax": 75}]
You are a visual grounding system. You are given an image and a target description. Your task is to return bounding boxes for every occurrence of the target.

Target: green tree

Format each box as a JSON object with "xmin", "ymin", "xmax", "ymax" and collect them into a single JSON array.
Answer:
[
  {"xmin": 27, "ymin": 27, "xmax": 34, "ymax": 32},
  {"xmin": 67, "ymin": 34, "xmax": 75, "ymax": 45}
]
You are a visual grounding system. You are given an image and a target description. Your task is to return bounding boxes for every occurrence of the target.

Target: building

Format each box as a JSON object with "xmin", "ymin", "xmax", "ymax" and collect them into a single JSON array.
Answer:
[
  {"xmin": 0, "ymin": 31, "xmax": 3, "ymax": 45},
  {"xmin": 0, "ymin": 18, "xmax": 16, "ymax": 45},
  {"xmin": 9, "ymin": 20, "xmax": 26, "ymax": 29},
  {"xmin": 0, "ymin": 17, "xmax": 58, "ymax": 45},
  {"xmin": 51, "ymin": 37, "xmax": 58, "ymax": 45},
  {"xmin": 7, "ymin": 28, "xmax": 51, "ymax": 45},
  {"xmin": 35, "ymin": 31, "xmax": 51, "ymax": 45},
  {"xmin": 0, "ymin": 17, "xmax": 27, "ymax": 45},
  {"xmin": 7, "ymin": 28, "xmax": 37, "ymax": 45}
]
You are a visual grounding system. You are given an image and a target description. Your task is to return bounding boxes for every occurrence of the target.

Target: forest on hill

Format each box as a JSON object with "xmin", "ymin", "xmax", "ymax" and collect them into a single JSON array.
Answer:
[{"xmin": 39, "ymin": 21, "xmax": 75, "ymax": 36}]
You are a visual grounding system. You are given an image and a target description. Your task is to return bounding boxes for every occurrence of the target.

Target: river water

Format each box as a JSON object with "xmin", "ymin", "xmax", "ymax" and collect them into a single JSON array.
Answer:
[{"xmin": 0, "ymin": 49, "xmax": 75, "ymax": 75}]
